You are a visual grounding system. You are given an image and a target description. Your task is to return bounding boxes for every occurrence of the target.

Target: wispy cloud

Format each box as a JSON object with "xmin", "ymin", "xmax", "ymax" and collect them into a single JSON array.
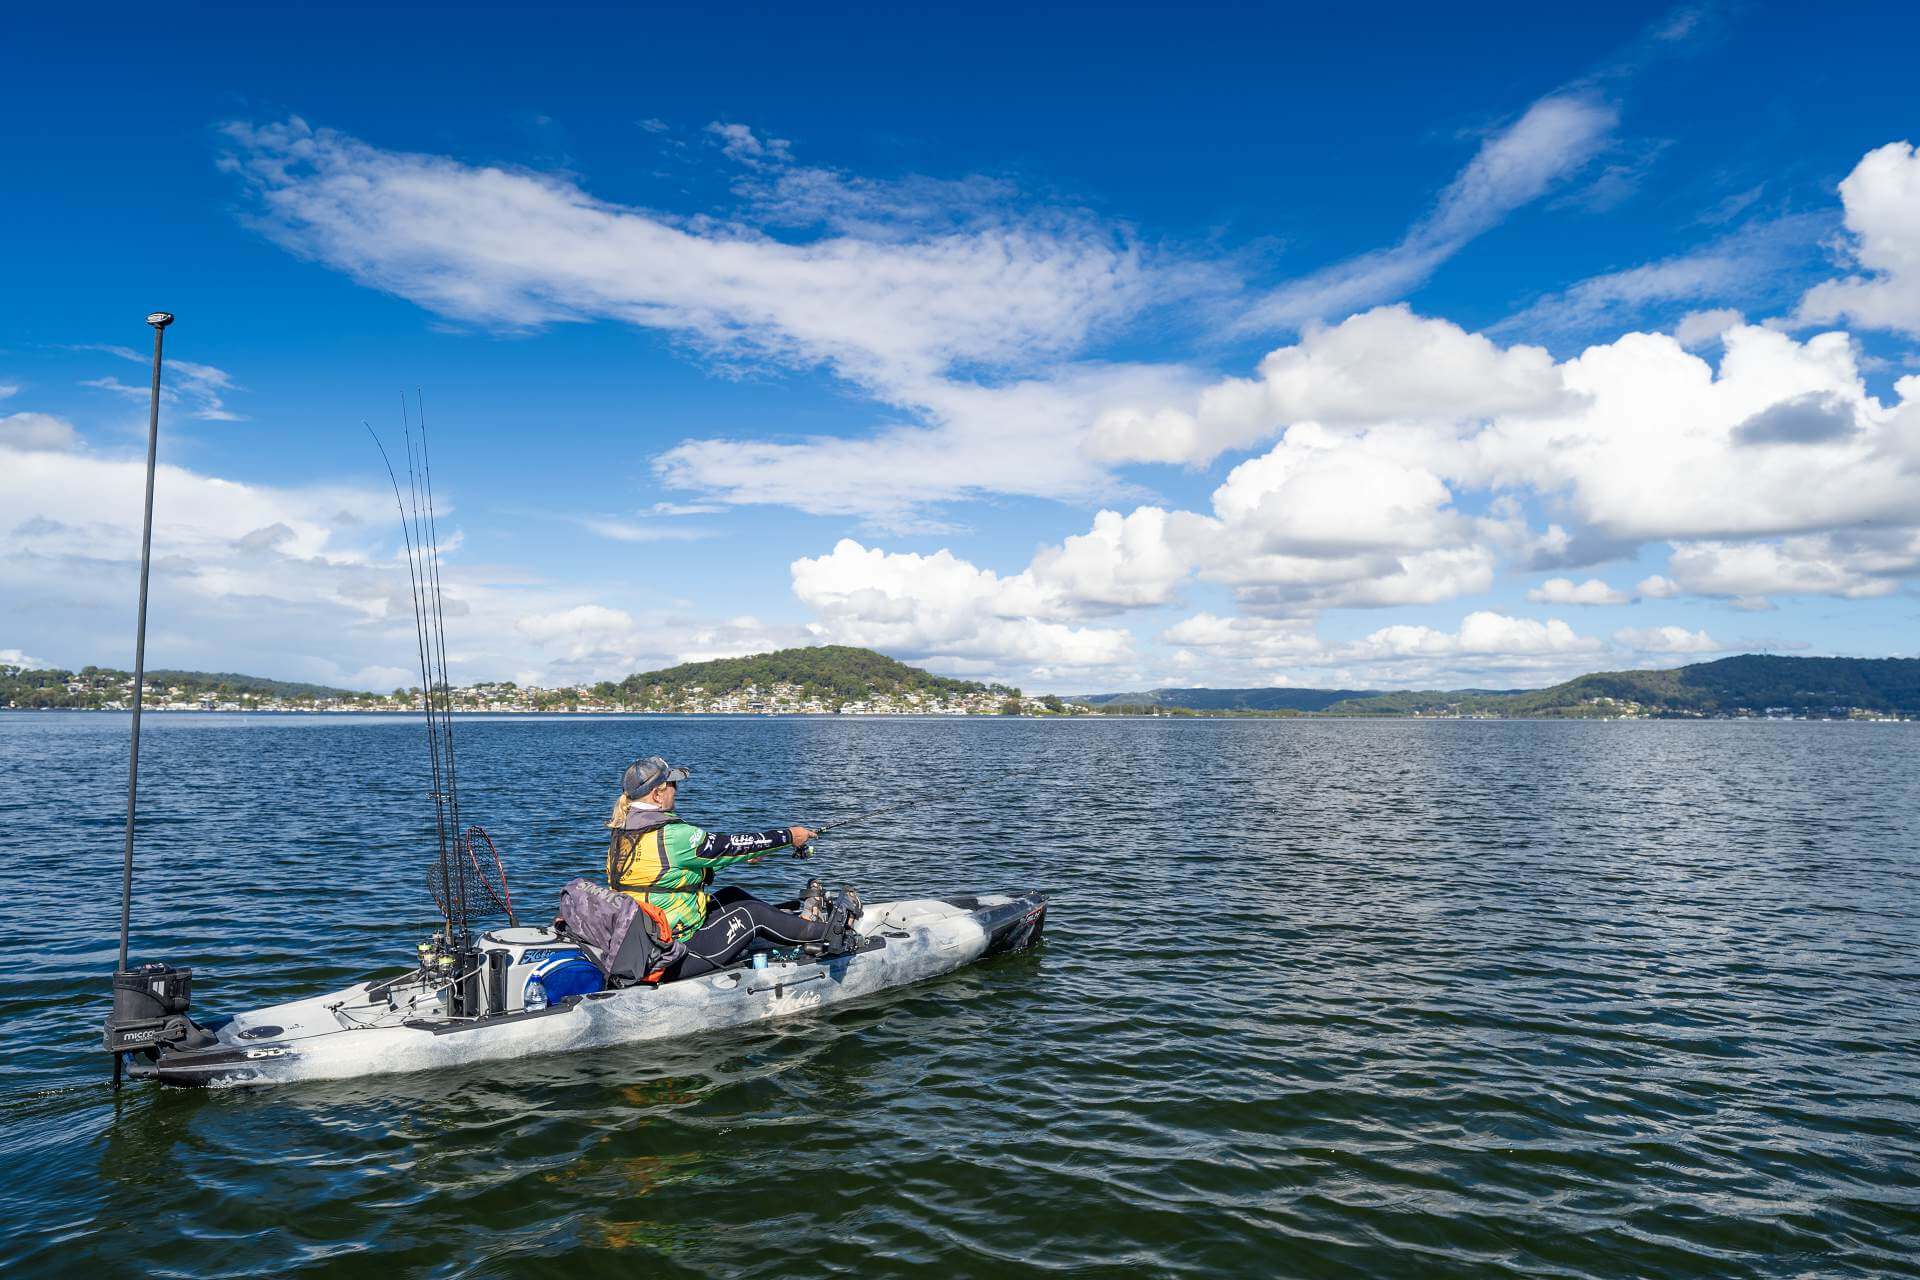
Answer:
[
  {"xmin": 1236, "ymin": 4, "xmax": 1725, "ymax": 337},
  {"xmin": 71, "ymin": 343, "xmax": 245, "ymax": 421},
  {"xmin": 220, "ymin": 118, "xmax": 1151, "ymax": 396},
  {"xmin": 219, "ymin": 117, "xmax": 1216, "ymax": 525},
  {"xmin": 1240, "ymin": 93, "xmax": 1618, "ymax": 332},
  {"xmin": 705, "ymin": 120, "xmax": 793, "ymax": 168},
  {"xmin": 1494, "ymin": 213, "xmax": 1831, "ymax": 345},
  {"xmin": 1696, "ymin": 182, "xmax": 1765, "ymax": 225},
  {"xmin": 1551, "ymin": 140, "xmax": 1672, "ymax": 214},
  {"xmin": 577, "ymin": 515, "xmax": 713, "ymax": 543}
]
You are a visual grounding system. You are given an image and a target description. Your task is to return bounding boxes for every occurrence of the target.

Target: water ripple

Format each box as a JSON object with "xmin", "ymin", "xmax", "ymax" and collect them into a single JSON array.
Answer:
[{"xmin": 1, "ymin": 713, "xmax": 1917, "ymax": 1276}]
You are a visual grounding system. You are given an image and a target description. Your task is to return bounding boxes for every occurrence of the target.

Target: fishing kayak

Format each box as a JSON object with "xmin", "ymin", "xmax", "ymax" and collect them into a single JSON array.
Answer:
[{"xmin": 125, "ymin": 890, "xmax": 1046, "ymax": 1088}]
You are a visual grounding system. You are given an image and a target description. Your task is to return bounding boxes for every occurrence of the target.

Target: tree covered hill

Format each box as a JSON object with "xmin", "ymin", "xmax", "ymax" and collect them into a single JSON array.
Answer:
[
  {"xmin": 13, "ymin": 651, "xmax": 1914, "ymax": 718},
  {"xmin": 598, "ymin": 645, "xmax": 1013, "ymax": 703},
  {"xmin": 1, "ymin": 664, "xmax": 363, "ymax": 709},
  {"xmin": 2, "ymin": 646, "xmax": 1010, "ymax": 712},
  {"xmin": 1077, "ymin": 686, "xmax": 1381, "ymax": 713},
  {"xmin": 1323, "ymin": 655, "xmax": 1920, "ymax": 718}
]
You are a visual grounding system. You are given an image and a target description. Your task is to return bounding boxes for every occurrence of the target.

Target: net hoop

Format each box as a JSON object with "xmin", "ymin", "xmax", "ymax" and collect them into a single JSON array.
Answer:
[{"xmin": 465, "ymin": 824, "xmax": 516, "ymax": 926}]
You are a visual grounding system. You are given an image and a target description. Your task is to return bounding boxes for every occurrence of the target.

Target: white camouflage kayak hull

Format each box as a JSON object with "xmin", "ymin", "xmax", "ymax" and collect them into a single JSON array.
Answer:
[{"xmin": 128, "ymin": 891, "xmax": 1045, "ymax": 1088}]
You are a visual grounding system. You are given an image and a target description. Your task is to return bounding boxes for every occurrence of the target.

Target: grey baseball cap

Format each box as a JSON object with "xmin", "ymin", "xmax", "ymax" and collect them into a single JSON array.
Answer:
[{"xmin": 623, "ymin": 755, "xmax": 691, "ymax": 798}]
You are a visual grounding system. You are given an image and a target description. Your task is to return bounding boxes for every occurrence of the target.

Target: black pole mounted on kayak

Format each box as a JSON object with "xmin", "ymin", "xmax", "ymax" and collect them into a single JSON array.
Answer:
[
  {"xmin": 117, "ymin": 312, "xmax": 171, "ymax": 974},
  {"xmin": 105, "ymin": 312, "xmax": 200, "ymax": 1090}
]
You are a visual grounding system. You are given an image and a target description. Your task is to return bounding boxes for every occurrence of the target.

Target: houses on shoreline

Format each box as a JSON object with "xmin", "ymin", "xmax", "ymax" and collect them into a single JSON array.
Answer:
[{"xmin": 3, "ymin": 668, "xmax": 1072, "ymax": 716}]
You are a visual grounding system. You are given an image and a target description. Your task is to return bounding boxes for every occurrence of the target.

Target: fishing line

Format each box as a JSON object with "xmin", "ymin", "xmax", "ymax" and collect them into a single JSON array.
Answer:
[{"xmin": 796, "ymin": 792, "xmax": 943, "ymax": 856}]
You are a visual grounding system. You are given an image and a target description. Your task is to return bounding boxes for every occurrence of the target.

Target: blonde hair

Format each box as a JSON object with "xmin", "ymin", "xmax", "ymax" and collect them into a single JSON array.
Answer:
[{"xmin": 607, "ymin": 781, "xmax": 677, "ymax": 828}]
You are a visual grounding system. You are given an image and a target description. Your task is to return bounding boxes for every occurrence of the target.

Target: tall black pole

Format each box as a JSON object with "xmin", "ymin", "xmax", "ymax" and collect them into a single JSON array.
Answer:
[{"xmin": 117, "ymin": 312, "xmax": 172, "ymax": 976}]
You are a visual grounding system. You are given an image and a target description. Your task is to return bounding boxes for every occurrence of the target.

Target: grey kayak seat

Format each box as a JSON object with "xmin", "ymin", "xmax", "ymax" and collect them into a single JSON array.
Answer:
[{"xmin": 553, "ymin": 878, "xmax": 684, "ymax": 986}]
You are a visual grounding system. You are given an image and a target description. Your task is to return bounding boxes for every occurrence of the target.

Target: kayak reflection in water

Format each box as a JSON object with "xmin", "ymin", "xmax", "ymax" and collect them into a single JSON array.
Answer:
[{"xmin": 605, "ymin": 755, "xmax": 832, "ymax": 979}]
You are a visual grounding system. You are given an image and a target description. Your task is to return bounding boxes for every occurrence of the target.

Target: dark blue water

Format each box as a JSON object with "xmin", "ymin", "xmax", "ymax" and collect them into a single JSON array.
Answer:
[{"xmin": 1, "ymin": 712, "xmax": 1916, "ymax": 1277}]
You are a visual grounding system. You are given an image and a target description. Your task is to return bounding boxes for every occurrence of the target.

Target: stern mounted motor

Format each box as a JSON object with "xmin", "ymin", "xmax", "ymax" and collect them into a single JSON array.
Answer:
[{"xmin": 105, "ymin": 962, "xmax": 217, "ymax": 1073}]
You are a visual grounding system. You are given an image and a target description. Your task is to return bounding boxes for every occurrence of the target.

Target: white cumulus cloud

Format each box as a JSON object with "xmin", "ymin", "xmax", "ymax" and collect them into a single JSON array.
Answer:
[
  {"xmin": 789, "ymin": 539, "xmax": 1135, "ymax": 673},
  {"xmin": 1089, "ymin": 306, "xmax": 1565, "ymax": 465},
  {"xmin": 0, "ymin": 439, "xmax": 817, "ymax": 689},
  {"xmin": 0, "ymin": 413, "xmax": 80, "ymax": 452},
  {"xmin": 1349, "ymin": 610, "xmax": 1603, "ymax": 661},
  {"xmin": 1527, "ymin": 577, "xmax": 1630, "ymax": 605},
  {"xmin": 1612, "ymin": 625, "xmax": 1721, "ymax": 653},
  {"xmin": 1673, "ymin": 307, "xmax": 1746, "ymax": 349},
  {"xmin": 1664, "ymin": 533, "xmax": 1920, "ymax": 602},
  {"xmin": 1798, "ymin": 140, "xmax": 1920, "ymax": 336},
  {"xmin": 1636, "ymin": 574, "xmax": 1682, "ymax": 599},
  {"xmin": 198, "ymin": 111, "xmax": 1920, "ymax": 688}
]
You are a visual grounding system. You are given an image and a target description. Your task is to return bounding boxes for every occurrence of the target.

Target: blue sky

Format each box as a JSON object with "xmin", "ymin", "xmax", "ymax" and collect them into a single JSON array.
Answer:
[{"xmin": 3, "ymin": 1, "xmax": 1918, "ymax": 693}]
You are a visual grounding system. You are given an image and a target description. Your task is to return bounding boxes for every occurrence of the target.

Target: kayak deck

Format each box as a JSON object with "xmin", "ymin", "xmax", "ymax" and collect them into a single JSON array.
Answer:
[{"xmin": 128, "ymin": 891, "xmax": 1045, "ymax": 1087}]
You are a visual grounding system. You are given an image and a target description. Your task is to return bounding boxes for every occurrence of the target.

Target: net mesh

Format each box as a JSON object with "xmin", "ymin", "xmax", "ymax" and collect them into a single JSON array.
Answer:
[{"xmin": 426, "ymin": 825, "xmax": 516, "ymax": 935}]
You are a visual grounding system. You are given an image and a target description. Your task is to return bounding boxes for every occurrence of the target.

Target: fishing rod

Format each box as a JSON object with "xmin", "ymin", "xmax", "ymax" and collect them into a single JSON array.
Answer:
[{"xmin": 795, "ymin": 793, "xmax": 940, "ymax": 858}]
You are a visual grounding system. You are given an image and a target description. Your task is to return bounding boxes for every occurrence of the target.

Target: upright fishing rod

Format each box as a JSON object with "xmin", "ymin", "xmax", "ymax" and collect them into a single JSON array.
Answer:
[
  {"xmin": 414, "ymin": 391, "xmax": 466, "ymax": 924},
  {"xmin": 370, "ymin": 408, "xmax": 467, "ymax": 941},
  {"xmin": 367, "ymin": 419, "xmax": 450, "ymax": 904},
  {"xmin": 371, "ymin": 400, "xmax": 508, "ymax": 956},
  {"xmin": 399, "ymin": 399, "xmax": 454, "ymax": 930}
]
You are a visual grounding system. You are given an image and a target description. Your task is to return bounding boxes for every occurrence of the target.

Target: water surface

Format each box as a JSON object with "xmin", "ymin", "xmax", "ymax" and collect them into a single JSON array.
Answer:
[{"xmin": 1, "ymin": 713, "xmax": 1916, "ymax": 1277}]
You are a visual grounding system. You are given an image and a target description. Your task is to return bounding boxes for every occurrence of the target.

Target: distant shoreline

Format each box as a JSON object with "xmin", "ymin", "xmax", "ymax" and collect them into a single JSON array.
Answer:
[
  {"xmin": 3, "ymin": 707, "xmax": 1911, "ymax": 723},
  {"xmin": 11, "ymin": 650, "xmax": 1917, "ymax": 720}
]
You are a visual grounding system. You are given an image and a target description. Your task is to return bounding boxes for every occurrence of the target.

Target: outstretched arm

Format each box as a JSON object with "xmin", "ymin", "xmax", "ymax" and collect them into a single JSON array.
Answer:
[{"xmin": 682, "ymin": 824, "xmax": 815, "ymax": 868}]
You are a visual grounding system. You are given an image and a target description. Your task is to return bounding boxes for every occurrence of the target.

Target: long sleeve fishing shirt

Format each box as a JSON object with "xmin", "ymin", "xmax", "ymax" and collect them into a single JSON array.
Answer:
[{"xmin": 607, "ymin": 807, "xmax": 797, "ymax": 940}]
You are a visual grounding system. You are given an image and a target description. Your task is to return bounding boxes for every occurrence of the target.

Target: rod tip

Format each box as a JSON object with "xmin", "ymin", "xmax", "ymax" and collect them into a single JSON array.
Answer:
[{"xmin": 146, "ymin": 312, "xmax": 174, "ymax": 329}]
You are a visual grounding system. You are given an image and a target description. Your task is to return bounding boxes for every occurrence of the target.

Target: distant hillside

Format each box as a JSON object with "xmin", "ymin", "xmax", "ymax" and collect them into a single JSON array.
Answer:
[
  {"xmin": 3, "ymin": 646, "xmax": 1010, "ymax": 713},
  {"xmin": 1075, "ymin": 656, "xmax": 1919, "ymax": 719},
  {"xmin": 1, "ymin": 664, "xmax": 361, "ymax": 709},
  {"xmin": 1324, "ymin": 655, "xmax": 1920, "ymax": 718},
  {"xmin": 600, "ymin": 645, "xmax": 1013, "ymax": 703},
  {"xmin": 143, "ymin": 669, "xmax": 364, "ymax": 699},
  {"xmin": 1077, "ymin": 686, "xmax": 1379, "ymax": 713}
]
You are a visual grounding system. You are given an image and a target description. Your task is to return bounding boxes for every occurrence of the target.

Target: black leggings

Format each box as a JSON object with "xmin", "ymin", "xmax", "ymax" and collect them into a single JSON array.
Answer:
[{"xmin": 669, "ymin": 886, "xmax": 828, "ymax": 979}]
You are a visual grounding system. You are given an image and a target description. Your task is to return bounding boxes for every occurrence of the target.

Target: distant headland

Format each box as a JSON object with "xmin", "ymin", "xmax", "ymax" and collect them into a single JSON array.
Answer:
[
  {"xmin": 3, "ymin": 648, "xmax": 1916, "ymax": 720},
  {"xmin": 1078, "ymin": 654, "xmax": 1920, "ymax": 720}
]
